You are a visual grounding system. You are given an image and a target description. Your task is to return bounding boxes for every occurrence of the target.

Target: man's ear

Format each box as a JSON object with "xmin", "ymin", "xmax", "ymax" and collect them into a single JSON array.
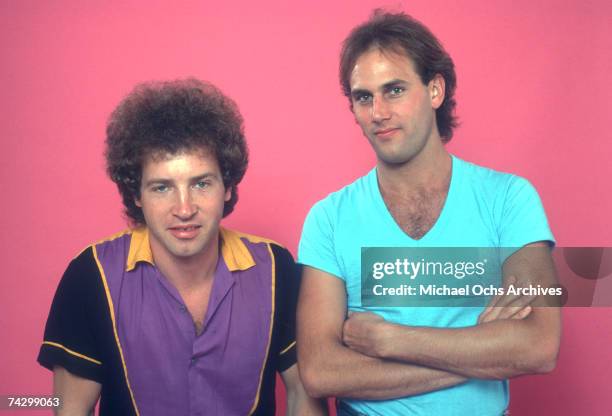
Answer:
[
  {"xmin": 135, "ymin": 197, "xmax": 142, "ymax": 208},
  {"xmin": 224, "ymin": 187, "xmax": 232, "ymax": 202},
  {"xmin": 429, "ymin": 74, "xmax": 446, "ymax": 109},
  {"xmin": 349, "ymin": 101, "xmax": 358, "ymax": 122}
]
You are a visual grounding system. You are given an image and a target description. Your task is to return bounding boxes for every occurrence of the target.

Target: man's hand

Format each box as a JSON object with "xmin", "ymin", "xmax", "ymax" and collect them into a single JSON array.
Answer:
[
  {"xmin": 298, "ymin": 267, "xmax": 466, "ymax": 400},
  {"xmin": 343, "ymin": 278, "xmax": 537, "ymax": 359},
  {"xmin": 342, "ymin": 312, "xmax": 387, "ymax": 357},
  {"xmin": 338, "ymin": 244, "xmax": 561, "ymax": 380},
  {"xmin": 478, "ymin": 275, "xmax": 536, "ymax": 324}
]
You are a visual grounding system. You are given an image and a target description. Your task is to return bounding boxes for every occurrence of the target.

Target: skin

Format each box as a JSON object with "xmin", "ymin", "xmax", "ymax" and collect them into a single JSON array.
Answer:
[
  {"xmin": 281, "ymin": 364, "xmax": 329, "ymax": 416},
  {"xmin": 136, "ymin": 149, "xmax": 229, "ymax": 333},
  {"xmin": 136, "ymin": 149, "xmax": 230, "ymax": 285},
  {"xmin": 297, "ymin": 48, "xmax": 560, "ymax": 399},
  {"xmin": 351, "ymin": 48, "xmax": 451, "ymax": 240},
  {"xmin": 53, "ymin": 367, "xmax": 99, "ymax": 415},
  {"xmin": 349, "ymin": 48, "xmax": 444, "ymax": 169},
  {"xmin": 55, "ymin": 149, "xmax": 326, "ymax": 415},
  {"xmin": 342, "ymin": 244, "xmax": 560, "ymax": 380}
]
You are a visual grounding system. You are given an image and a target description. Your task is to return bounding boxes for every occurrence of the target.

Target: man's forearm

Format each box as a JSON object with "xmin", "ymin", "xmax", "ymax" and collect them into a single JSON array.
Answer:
[
  {"xmin": 297, "ymin": 266, "xmax": 466, "ymax": 401},
  {"xmin": 299, "ymin": 340, "xmax": 466, "ymax": 400},
  {"xmin": 342, "ymin": 245, "xmax": 562, "ymax": 380},
  {"xmin": 372, "ymin": 310, "xmax": 560, "ymax": 379}
]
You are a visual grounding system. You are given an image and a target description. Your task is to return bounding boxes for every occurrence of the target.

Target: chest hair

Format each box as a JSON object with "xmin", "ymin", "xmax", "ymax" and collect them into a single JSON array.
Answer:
[
  {"xmin": 181, "ymin": 285, "xmax": 212, "ymax": 336},
  {"xmin": 380, "ymin": 183, "xmax": 449, "ymax": 240}
]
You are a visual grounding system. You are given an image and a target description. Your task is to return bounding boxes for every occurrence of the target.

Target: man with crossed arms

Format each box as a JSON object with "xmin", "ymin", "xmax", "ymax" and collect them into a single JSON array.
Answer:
[{"xmin": 297, "ymin": 11, "xmax": 560, "ymax": 416}]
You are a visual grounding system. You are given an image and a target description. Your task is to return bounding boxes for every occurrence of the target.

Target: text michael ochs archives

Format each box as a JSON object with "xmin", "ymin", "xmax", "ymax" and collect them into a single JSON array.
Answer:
[{"xmin": 361, "ymin": 247, "xmax": 564, "ymax": 307}]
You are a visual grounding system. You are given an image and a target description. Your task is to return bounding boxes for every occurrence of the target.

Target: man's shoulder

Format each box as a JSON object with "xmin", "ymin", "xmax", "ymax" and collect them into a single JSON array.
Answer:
[
  {"xmin": 308, "ymin": 168, "xmax": 376, "ymax": 215},
  {"xmin": 455, "ymin": 156, "xmax": 530, "ymax": 197},
  {"xmin": 64, "ymin": 229, "xmax": 139, "ymax": 287},
  {"xmin": 221, "ymin": 228, "xmax": 283, "ymax": 248},
  {"xmin": 72, "ymin": 229, "xmax": 133, "ymax": 258},
  {"xmin": 456, "ymin": 156, "xmax": 517, "ymax": 183},
  {"xmin": 220, "ymin": 228, "xmax": 297, "ymax": 270},
  {"xmin": 56, "ymin": 232, "xmax": 132, "ymax": 299},
  {"xmin": 66, "ymin": 229, "xmax": 131, "ymax": 265}
]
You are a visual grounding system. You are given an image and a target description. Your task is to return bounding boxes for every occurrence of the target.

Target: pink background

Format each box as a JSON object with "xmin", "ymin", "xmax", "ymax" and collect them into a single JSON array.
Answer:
[{"xmin": 1, "ymin": 1, "xmax": 611, "ymax": 414}]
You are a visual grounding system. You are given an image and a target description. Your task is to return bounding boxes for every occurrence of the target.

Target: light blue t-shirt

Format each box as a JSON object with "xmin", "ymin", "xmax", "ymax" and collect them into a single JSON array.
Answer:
[{"xmin": 298, "ymin": 156, "xmax": 554, "ymax": 416}]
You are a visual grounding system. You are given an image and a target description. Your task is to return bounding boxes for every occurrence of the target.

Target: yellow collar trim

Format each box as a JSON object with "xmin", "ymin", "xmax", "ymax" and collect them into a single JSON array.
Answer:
[
  {"xmin": 126, "ymin": 227, "xmax": 153, "ymax": 271},
  {"xmin": 125, "ymin": 227, "xmax": 256, "ymax": 272},
  {"xmin": 219, "ymin": 228, "xmax": 256, "ymax": 271}
]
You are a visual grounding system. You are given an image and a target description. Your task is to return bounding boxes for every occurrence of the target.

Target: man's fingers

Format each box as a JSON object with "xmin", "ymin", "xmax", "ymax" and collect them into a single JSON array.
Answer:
[
  {"xmin": 514, "ymin": 305, "xmax": 532, "ymax": 320},
  {"xmin": 498, "ymin": 293, "xmax": 536, "ymax": 316},
  {"xmin": 482, "ymin": 275, "xmax": 518, "ymax": 312},
  {"xmin": 478, "ymin": 292, "xmax": 505, "ymax": 323},
  {"xmin": 495, "ymin": 304, "xmax": 532, "ymax": 321},
  {"xmin": 479, "ymin": 303, "xmax": 531, "ymax": 324},
  {"xmin": 479, "ymin": 289, "xmax": 537, "ymax": 324},
  {"xmin": 479, "ymin": 306, "xmax": 502, "ymax": 323}
]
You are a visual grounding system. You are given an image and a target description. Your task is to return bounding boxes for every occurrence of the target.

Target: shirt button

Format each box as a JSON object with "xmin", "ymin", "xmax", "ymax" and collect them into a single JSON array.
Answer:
[
  {"xmin": 179, "ymin": 305, "xmax": 187, "ymax": 313},
  {"xmin": 190, "ymin": 357, "xmax": 197, "ymax": 365}
]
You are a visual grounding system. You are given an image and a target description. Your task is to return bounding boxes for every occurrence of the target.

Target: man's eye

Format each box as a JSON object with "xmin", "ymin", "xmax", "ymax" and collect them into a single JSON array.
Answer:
[
  {"xmin": 389, "ymin": 86, "xmax": 404, "ymax": 96},
  {"xmin": 354, "ymin": 94, "xmax": 372, "ymax": 104},
  {"xmin": 194, "ymin": 181, "xmax": 210, "ymax": 190},
  {"xmin": 152, "ymin": 185, "xmax": 169, "ymax": 193}
]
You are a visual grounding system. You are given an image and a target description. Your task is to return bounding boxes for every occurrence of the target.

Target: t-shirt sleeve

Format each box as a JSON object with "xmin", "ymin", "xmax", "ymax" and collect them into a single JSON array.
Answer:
[
  {"xmin": 498, "ymin": 176, "xmax": 555, "ymax": 248},
  {"xmin": 298, "ymin": 200, "xmax": 344, "ymax": 280},
  {"xmin": 37, "ymin": 247, "xmax": 105, "ymax": 382},
  {"xmin": 271, "ymin": 244, "xmax": 301, "ymax": 372}
]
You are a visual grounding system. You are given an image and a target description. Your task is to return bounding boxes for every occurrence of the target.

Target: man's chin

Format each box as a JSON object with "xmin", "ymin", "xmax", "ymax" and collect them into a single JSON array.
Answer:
[
  {"xmin": 376, "ymin": 152, "xmax": 416, "ymax": 166},
  {"xmin": 168, "ymin": 243, "xmax": 205, "ymax": 259}
]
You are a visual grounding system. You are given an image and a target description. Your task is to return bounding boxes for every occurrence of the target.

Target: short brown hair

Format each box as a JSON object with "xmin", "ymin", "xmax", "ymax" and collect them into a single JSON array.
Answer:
[{"xmin": 339, "ymin": 10, "xmax": 458, "ymax": 141}]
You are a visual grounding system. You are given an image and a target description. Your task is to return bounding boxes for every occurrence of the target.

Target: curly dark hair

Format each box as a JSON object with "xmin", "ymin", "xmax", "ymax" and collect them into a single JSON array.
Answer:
[
  {"xmin": 105, "ymin": 78, "xmax": 248, "ymax": 225},
  {"xmin": 339, "ymin": 10, "xmax": 458, "ymax": 141}
]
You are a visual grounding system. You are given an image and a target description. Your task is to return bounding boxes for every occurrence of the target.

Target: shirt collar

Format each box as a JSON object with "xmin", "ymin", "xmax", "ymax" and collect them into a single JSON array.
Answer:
[{"xmin": 125, "ymin": 227, "xmax": 255, "ymax": 272}]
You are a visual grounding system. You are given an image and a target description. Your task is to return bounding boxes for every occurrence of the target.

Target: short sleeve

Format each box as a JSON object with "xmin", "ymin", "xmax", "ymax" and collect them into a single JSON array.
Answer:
[
  {"xmin": 499, "ymin": 176, "xmax": 555, "ymax": 248},
  {"xmin": 37, "ymin": 247, "xmax": 105, "ymax": 382},
  {"xmin": 298, "ymin": 200, "xmax": 343, "ymax": 280},
  {"xmin": 270, "ymin": 244, "xmax": 301, "ymax": 372}
]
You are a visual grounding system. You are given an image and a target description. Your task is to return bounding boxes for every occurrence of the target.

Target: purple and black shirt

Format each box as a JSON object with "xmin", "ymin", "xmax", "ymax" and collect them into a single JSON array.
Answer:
[{"xmin": 38, "ymin": 227, "xmax": 300, "ymax": 415}]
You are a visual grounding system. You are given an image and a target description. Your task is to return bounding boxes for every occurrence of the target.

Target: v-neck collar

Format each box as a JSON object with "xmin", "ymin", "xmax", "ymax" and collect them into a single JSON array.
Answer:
[{"xmin": 372, "ymin": 155, "xmax": 461, "ymax": 244}]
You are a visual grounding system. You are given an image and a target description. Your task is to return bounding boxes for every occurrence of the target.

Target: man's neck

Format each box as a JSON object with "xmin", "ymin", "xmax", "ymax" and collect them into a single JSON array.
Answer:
[
  {"xmin": 152, "ymin": 233, "xmax": 220, "ymax": 292},
  {"xmin": 377, "ymin": 137, "xmax": 451, "ymax": 195}
]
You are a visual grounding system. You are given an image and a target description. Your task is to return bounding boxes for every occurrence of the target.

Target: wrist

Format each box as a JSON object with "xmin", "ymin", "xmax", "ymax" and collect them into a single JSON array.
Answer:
[{"xmin": 374, "ymin": 321, "xmax": 397, "ymax": 358}]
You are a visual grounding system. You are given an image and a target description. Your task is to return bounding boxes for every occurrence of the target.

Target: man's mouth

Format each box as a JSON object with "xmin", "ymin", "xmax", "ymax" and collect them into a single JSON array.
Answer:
[
  {"xmin": 374, "ymin": 128, "xmax": 399, "ymax": 138},
  {"xmin": 168, "ymin": 225, "xmax": 202, "ymax": 239}
]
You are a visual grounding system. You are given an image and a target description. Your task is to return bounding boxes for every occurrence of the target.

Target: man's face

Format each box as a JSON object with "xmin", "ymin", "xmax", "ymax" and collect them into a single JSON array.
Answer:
[
  {"xmin": 135, "ymin": 149, "xmax": 230, "ymax": 263},
  {"xmin": 349, "ymin": 48, "xmax": 444, "ymax": 165}
]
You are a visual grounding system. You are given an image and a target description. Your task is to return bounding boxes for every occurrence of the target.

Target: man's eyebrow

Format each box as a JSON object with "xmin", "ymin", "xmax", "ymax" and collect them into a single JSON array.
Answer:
[
  {"xmin": 189, "ymin": 172, "xmax": 221, "ymax": 182},
  {"xmin": 350, "ymin": 88, "xmax": 372, "ymax": 98},
  {"xmin": 143, "ymin": 178, "xmax": 172, "ymax": 186},
  {"xmin": 381, "ymin": 79, "xmax": 408, "ymax": 89},
  {"xmin": 143, "ymin": 172, "xmax": 220, "ymax": 186},
  {"xmin": 351, "ymin": 79, "xmax": 409, "ymax": 97}
]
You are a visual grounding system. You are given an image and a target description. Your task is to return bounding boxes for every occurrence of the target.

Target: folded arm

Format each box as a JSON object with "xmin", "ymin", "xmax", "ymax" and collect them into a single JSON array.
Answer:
[
  {"xmin": 297, "ymin": 266, "xmax": 466, "ymax": 400},
  {"xmin": 342, "ymin": 243, "xmax": 562, "ymax": 380}
]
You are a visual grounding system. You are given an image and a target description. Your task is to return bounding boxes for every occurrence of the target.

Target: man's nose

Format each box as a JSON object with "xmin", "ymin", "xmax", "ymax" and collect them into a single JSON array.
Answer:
[
  {"xmin": 173, "ymin": 189, "xmax": 197, "ymax": 219},
  {"xmin": 371, "ymin": 96, "xmax": 391, "ymax": 122}
]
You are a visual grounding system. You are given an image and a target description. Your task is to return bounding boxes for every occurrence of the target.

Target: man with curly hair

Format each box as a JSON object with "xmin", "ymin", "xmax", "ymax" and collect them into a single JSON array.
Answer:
[
  {"xmin": 297, "ymin": 11, "xmax": 561, "ymax": 416},
  {"xmin": 38, "ymin": 79, "xmax": 325, "ymax": 415}
]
